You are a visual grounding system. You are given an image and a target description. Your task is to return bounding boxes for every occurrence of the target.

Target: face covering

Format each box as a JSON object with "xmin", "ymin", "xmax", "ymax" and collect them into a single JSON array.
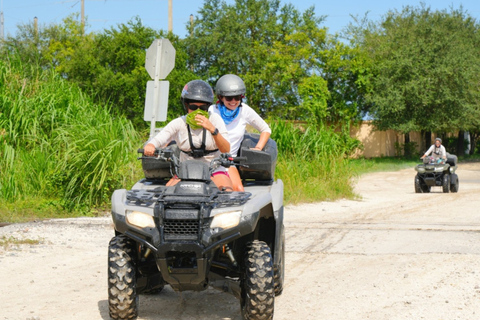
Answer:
[
  {"xmin": 218, "ymin": 103, "xmax": 241, "ymax": 125},
  {"xmin": 186, "ymin": 109, "xmax": 209, "ymax": 130}
]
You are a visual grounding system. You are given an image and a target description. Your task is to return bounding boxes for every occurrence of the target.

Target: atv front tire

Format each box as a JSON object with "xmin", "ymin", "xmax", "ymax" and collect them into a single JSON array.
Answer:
[
  {"xmin": 241, "ymin": 240, "xmax": 275, "ymax": 320},
  {"xmin": 450, "ymin": 177, "xmax": 459, "ymax": 193},
  {"xmin": 415, "ymin": 175, "xmax": 430, "ymax": 193},
  {"xmin": 108, "ymin": 235, "xmax": 138, "ymax": 320},
  {"xmin": 414, "ymin": 176, "xmax": 422, "ymax": 193},
  {"xmin": 442, "ymin": 174, "xmax": 450, "ymax": 193}
]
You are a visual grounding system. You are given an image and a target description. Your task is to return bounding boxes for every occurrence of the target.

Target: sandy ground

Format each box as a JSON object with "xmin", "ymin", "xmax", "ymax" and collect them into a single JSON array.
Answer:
[{"xmin": 1, "ymin": 163, "xmax": 480, "ymax": 320}]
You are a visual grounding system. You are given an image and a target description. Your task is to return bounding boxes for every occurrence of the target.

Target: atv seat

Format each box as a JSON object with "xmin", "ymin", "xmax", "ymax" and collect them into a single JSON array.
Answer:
[
  {"xmin": 446, "ymin": 153, "xmax": 457, "ymax": 166},
  {"xmin": 238, "ymin": 133, "xmax": 277, "ymax": 184}
]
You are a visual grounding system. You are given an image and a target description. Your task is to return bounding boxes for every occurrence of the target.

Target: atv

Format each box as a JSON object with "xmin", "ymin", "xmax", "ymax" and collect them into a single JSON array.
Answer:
[
  {"xmin": 108, "ymin": 133, "xmax": 285, "ymax": 320},
  {"xmin": 414, "ymin": 154, "xmax": 459, "ymax": 193}
]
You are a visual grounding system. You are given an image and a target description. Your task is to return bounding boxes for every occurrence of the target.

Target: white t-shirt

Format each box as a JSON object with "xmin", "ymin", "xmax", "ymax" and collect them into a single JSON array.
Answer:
[
  {"xmin": 209, "ymin": 103, "xmax": 271, "ymax": 156},
  {"xmin": 424, "ymin": 144, "xmax": 446, "ymax": 159},
  {"xmin": 147, "ymin": 113, "xmax": 229, "ymax": 165}
]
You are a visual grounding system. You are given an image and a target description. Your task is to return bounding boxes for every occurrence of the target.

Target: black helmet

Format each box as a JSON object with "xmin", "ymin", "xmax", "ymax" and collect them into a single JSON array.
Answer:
[
  {"xmin": 181, "ymin": 80, "xmax": 214, "ymax": 110},
  {"xmin": 215, "ymin": 74, "xmax": 246, "ymax": 96}
]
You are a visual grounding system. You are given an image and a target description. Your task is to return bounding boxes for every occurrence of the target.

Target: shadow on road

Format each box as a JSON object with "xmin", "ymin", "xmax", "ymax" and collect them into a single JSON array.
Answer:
[{"xmin": 98, "ymin": 287, "xmax": 242, "ymax": 320}]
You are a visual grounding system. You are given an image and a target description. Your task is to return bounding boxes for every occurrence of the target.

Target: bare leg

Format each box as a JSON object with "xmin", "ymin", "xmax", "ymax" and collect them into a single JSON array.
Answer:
[
  {"xmin": 211, "ymin": 174, "xmax": 234, "ymax": 192},
  {"xmin": 166, "ymin": 175, "xmax": 180, "ymax": 186},
  {"xmin": 228, "ymin": 166, "xmax": 244, "ymax": 192}
]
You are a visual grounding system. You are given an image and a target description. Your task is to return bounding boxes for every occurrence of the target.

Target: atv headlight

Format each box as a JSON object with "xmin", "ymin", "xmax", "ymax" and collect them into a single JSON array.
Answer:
[
  {"xmin": 210, "ymin": 211, "xmax": 241, "ymax": 230},
  {"xmin": 126, "ymin": 210, "xmax": 155, "ymax": 229}
]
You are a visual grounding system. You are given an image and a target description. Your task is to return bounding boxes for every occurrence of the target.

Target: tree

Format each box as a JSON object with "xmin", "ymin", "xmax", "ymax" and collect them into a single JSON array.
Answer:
[
  {"xmin": 186, "ymin": 0, "xmax": 325, "ymax": 119},
  {"xmin": 2, "ymin": 16, "xmax": 197, "ymax": 128},
  {"xmin": 360, "ymin": 5, "xmax": 480, "ymax": 147}
]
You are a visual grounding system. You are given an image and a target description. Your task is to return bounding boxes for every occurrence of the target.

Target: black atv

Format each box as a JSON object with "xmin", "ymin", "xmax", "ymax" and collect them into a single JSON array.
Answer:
[
  {"xmin": 108, "ymin": 134, "xmax": 284, "ymax": 320},
  {"xmin": 414, "ymin": 154, "xmax": 459, "ymax": 193}
]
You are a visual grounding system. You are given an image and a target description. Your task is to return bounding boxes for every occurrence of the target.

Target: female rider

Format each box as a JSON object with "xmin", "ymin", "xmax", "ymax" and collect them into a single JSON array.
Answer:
[
  {"xmin": 209, "ymin": 74, "xmax": 271, "ymax": 191},
  {"xmin": 144, "ymin": 80, "xmax": 233, "ymax": 191}
]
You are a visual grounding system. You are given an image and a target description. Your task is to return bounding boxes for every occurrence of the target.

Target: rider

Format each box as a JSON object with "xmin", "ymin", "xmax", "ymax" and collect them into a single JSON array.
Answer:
[
  {"xmin": 144, "ymin": 80, "xmax": 233, "ymax": 191},
  {"xmin": 209, "ymin": 74, "xmax": 271, "ymax": 191},
  {"xmin": 421, "ymin": 137, "xmax": 447, "ymax": 163}
]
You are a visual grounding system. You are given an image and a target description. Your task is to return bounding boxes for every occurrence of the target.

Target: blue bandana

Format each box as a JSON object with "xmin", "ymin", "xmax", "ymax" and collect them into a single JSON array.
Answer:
[{"xmin": 218, "ymin": 103, "xmax": 241, "ymax": 125}]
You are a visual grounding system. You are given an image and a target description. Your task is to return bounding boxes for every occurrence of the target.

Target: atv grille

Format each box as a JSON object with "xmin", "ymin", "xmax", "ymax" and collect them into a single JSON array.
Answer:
[{"xmin": 164, "ymin": 219, "xmax": 199, "ymax": 240}]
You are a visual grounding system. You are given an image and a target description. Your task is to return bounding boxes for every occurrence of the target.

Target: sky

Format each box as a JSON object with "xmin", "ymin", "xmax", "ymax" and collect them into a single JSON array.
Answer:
[{"xmin": 1, "ymin": 0, "xmax": 480, "ymax": 39}]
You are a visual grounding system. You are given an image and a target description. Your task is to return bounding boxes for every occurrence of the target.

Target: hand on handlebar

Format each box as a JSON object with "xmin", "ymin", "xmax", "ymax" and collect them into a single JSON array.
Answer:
[{"xmin": 144, "ymin": 143, "xmax": 156, "ymax": 156}]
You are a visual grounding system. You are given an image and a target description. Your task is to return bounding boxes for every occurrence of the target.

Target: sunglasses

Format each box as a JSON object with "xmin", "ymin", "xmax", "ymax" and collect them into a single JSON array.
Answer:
[
  {"xmin": 187, "ymin": 103, "xmax": 209, "ymax": 111},
  {"xmin": 224, "ymin": 95, "xmax": 243, "ymax": 102}
]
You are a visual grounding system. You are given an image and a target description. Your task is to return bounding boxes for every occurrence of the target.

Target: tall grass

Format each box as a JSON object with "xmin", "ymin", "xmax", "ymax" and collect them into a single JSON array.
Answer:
[
  {"xmin": 0, "ymin": 56, "xmax": 141, "ymax": 221},
  {"xmin": 270, "ymin": 121, "xmax": 362, "ymax": 203}
]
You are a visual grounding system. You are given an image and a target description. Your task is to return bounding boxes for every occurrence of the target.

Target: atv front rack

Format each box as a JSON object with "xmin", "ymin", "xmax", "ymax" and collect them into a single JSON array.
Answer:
[{"xmin": 126, "ymin": 188, "xmax": 251, "ymax": 208}]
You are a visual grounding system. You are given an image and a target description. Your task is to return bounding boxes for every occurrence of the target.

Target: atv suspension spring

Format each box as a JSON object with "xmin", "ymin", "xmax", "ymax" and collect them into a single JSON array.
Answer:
[{"xmin": 224, "ymin": 244, "xmax": 237, "ymax": 267}]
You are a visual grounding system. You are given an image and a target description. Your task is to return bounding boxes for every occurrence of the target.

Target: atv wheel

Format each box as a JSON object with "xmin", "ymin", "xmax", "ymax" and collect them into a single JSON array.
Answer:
[
  {"xmin": 450, "ymin": 177, "xmax": 459, "ymax": 193},
  {"xmin": 414, "ymin": 176, "xmax": 422, "ymax": 193},
  {"xmin": 108, "ymin": 235, "xmax": 138, "ymax": 320},
  {"xmin": 442, "ymin": 174, "xmax": 450, "ymax": 193},
  {"xmin": 274, "ymin": 232, "xmax": 285, "ymax": 296},
  {"xmin": 415, "ymin": 175, "xmax": 430, "ymax": 193},
  {"xmin": 241, "ymin": 240, "xmax": 275, "ymax": 320}
]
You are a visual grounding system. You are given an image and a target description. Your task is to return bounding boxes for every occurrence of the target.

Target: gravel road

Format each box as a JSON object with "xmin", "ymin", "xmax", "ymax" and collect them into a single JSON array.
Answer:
[{"xmin": 1, "ymin": 162, "xmax": 480, "ymax": 320}]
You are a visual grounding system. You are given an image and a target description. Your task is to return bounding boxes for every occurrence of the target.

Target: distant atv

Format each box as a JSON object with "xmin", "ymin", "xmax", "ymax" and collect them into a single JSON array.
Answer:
[
  {"xmin": 108, "ymin": 133, "xmax": 284, "ymax": 320},
  {"xmin": 414, "ymin": 154, "xmax": 459, "ymax": 193}
]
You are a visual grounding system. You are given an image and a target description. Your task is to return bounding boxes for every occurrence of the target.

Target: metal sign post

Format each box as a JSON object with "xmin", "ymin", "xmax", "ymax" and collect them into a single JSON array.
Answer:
[{"xmin": 144, "ymin": 39, "xmax": 176, "ymax": 138}]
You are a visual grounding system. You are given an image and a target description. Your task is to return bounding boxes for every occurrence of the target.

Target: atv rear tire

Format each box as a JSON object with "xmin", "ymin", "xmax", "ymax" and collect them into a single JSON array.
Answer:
[
  {"xmin": 450, "ymin": 177, "xmax": 459, "ymax": 193},
  {"xmin": 241, "ymin": 240, "xmax": 275, "ymax": 320},
  {"xmin": 108, "ymin": 235, "xmax": 138, "ymax": 320},
  {"xmin": 442, "ymin": 174, "xmax": 450, "ymax": 193},
  {"xmin": 274, "ymin": 232, "xmax": 285, "ymax": 296}
]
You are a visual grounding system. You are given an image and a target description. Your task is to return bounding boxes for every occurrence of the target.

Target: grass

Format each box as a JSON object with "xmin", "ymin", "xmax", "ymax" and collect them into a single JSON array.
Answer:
[
  {"xmin": 350, "ymin": 157, "xmax": 419, "ymax": 175},
  {"xmin": 0, "ymin": 235, "xmax": 42, "ymax": 249},
  {"xmin": 271, "ymin": 121, "xmax": 361, "ymax": 204},
  {"xmin": 0, "ymin": 54, "xmax": 142, "ymax": 222}
]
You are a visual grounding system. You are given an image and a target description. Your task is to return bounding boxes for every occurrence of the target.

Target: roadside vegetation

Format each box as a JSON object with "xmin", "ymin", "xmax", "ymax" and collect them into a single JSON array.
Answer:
[
  {"xmin": 0, "ymin": 57, "xmax": 141, "ymax": 223},
  {"xmin": 1, "ymin": 0, "xmax": 480, "ymax": 222}
]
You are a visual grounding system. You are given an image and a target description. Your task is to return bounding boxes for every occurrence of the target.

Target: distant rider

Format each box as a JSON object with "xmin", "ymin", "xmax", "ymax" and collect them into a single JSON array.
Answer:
[{"xmin": 421, "ymin": 138, "xmax": 447, "ymax": 163}]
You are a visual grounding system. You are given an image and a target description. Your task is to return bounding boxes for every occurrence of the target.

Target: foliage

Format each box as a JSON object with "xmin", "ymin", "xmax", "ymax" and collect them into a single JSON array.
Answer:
[
  {"xmin": 185, "ymin": 0, "xmax": 369, "ymax": 122},
  {"xmin": 0, "ymin": 56, "xmax": 142, "ymax": 214},
  {"xmin": 1, "ymin": 16, "xmax": 197, "ymax": 128},
  {"xmin": 271, "ymin": 121, "xmax": 362, "ymax": 203},
  {"xmin": 359, "ymin": 4, "xmax": 480, "ymax": 134},
  {"xmin": 349, "ymin": 157, "xmax": 419, "ymax": 175}
]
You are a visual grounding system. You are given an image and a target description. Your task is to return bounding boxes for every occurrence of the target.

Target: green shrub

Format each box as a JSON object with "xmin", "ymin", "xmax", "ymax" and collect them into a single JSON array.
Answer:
[
  {"xmin": 0, "ymin": 56, "xmax": 141, "ymax": 217},
  {"xmin": 270, "ymin": 121, "xmax": 361, "ymax": 203}
]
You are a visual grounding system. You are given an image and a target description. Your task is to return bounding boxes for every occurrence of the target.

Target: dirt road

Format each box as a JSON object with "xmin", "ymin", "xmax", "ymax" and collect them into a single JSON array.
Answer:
[{"xmin": 1, "ymin": 163, "xmax": 480, "ymax": 320}]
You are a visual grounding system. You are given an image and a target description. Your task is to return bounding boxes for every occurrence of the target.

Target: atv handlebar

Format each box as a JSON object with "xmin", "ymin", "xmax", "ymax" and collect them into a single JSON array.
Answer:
[{"xmin": 138, "ymin": 148, "xmax": 247, "ymax": 170}]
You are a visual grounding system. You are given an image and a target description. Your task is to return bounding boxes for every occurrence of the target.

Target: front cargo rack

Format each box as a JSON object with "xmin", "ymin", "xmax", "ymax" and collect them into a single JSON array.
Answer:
[{"xmin": 126, "ymin": 188, "xmax": 251, "ymax": 208}]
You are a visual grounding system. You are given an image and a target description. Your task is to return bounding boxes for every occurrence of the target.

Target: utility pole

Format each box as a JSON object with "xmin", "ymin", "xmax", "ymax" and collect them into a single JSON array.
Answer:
[
  {"xmin": 34, "ymin": 16, "xmax": 38, "ymax": 40},
  {"xmin": 190, "ymin": 14, "xmax": 194, "ymax": 72},
  {"xmin": 168, "ymin": 0, "xmax": 172, "ymax": 32},
  {"xmin": 81, "ymin": 0, "xmax": 85, "ymax": 35}
]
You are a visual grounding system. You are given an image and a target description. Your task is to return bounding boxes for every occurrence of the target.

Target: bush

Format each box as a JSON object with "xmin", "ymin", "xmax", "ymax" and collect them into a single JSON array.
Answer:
[
  {"xmin": 270, "ymin": 121, "xmax": 361, "ymax": 203},
  {"xmin": 0, "ymin": 56, "xmax": 141, "ymax": 216}
]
